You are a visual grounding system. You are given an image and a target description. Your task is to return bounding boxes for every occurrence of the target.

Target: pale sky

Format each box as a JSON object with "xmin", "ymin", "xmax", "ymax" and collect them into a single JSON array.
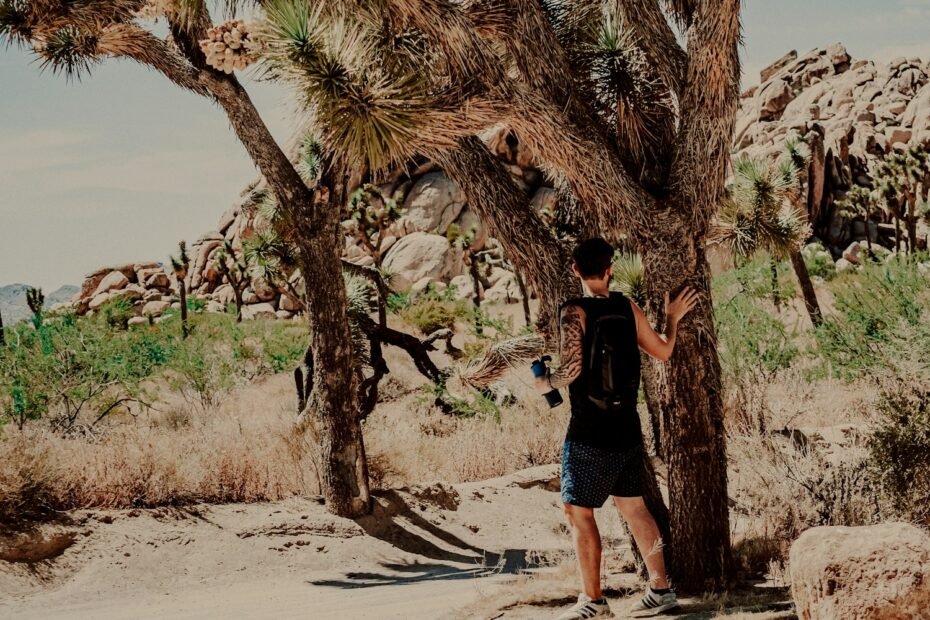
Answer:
[{"xmin": 3, "ymin": 0, "xmax": 930, "ymax": 290}]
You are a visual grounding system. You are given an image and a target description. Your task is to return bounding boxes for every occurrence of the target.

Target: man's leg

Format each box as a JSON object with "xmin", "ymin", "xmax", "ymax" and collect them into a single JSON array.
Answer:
[
  {"xmin": 563, "ymin": 503, "xmax": 603, "ymax": 599},
  {"xmin": 613, "ymin": 496, "xmax": 670, "ymax": 589}
]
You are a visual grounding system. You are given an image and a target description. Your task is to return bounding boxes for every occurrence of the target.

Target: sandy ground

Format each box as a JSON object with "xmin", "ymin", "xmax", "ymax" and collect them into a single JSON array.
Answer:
[{"xmin": 0, "ymin": 464, "xmax": 794, "ymax": 620}]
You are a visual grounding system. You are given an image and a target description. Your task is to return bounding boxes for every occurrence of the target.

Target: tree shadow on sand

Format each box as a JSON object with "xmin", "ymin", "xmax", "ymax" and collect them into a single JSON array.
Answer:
[{"xmin": 309, "ymin": 490, "xmax": 536, "ymax": 589}]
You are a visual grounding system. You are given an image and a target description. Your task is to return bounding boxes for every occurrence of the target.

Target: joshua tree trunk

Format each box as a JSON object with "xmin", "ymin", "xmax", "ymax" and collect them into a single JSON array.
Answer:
[
  {"xmin": 906, "ymin": 195, "xmax": 918, "ymax": 256},
  {"xmin": 514, "ymin": 270, "xmax": 532, "ymax": 328},
  {"xmin": 179, "ymin": 280, "xmax": 189, "ymax": 339},
  {"xmin": 769, "ymin": 259, "xmax": 781, "ymax": 311},
  {"xmin": 641, "ymin": 219, "xmax": 732, "ymax": 592},
  {"xmin": 205, "ymin": 74, "xmax": 370, "ymax": 517},
  {"xmin": 467, "ymin": 254, "xmax": 484, "ymax": 336},
  {"xmin": 789, "ymin": 249, "xmax": 823, "ymax": 327},
  {"xmin": 233, "ymin": 286, "xmax": 244, "ymax": 323},
  {"xmin": 294, "ymin": 199, "xmax": 371, "ymax": 516},
  {"xmin": 440, "ymin": 137, "xmax": 578, "ymax": 341},
  {"xmin": 0, "ymin": 308, "xmax": 5, "ymax": 346}
]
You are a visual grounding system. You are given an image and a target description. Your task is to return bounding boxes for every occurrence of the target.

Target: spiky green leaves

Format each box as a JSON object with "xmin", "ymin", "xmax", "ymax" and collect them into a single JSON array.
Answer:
[
  {"xmin": 0, "ymin": 0, "xmax": 30, "ymax": 44},
  {"xmin": 37, "ymin": 24, "xmax": 99, "ymax": 79},
  {"xmin": 611, "ymin": 252, "xmax": 645, "ymax": 305},
  {"xmin": 713, "ymin": 155, "xmax": 808, "ymax": 260},
  {"xmin": 258, "ymin": 0, "xmax": 497, "ymax": 173}
]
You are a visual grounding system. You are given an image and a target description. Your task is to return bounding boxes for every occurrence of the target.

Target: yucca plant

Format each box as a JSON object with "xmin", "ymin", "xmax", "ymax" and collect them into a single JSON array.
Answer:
[{"xmin": 611, "ymin": 252, "xmax": 646, "ymax": 305}]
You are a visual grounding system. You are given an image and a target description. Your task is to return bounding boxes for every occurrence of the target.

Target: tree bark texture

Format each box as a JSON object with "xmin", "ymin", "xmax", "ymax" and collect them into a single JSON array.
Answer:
[{"xmin": 641, "ymin": 216, "xmax": 732, "ymax": 592}]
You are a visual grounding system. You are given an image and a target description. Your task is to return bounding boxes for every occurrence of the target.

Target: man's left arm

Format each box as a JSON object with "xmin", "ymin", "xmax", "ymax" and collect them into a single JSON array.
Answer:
[{"xmin": 534, "ymin": 304, "xmax": 585, "ymax": 393}]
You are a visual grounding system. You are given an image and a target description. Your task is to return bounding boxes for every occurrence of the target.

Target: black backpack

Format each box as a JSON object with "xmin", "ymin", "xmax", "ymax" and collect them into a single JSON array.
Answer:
[{"xmin": 576, "ymin": 295, "xmax": 640, "ymax": 411}]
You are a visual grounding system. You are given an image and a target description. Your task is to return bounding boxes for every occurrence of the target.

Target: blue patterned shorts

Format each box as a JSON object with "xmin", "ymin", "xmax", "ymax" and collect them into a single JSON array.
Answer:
[{"xmin": 560, "ymin": 440, "xmax": 643, "ymax": 508}]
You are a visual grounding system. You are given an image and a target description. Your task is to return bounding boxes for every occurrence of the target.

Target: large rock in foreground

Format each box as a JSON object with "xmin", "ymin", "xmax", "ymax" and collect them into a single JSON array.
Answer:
[{"xmin": 789, "ymin": 523, "xmax": 930, "ymax": 619}]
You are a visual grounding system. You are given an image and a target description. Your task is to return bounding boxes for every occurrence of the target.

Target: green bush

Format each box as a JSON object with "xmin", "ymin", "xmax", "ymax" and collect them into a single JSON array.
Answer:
[
  {"xmin": 868, "ymin": 377, "xmax": 930, "ymax": 522},
  {"xmin": 715, "ymin": 294, "xmax": 798, "ymax": 382},
  {"xmin": 98, "ymin": 296, "xmax": 136, "ymax": 330},
  {"xmin": 816, "ymin": 259, "xmax": 930, "ymax": 377},
  {"xmin": 398, "ymin": 289, "xmax": 472, "ymax": 335},
  {"xmin": 801, "ymin": 242, "xmax": 837, "ymax": 280}
]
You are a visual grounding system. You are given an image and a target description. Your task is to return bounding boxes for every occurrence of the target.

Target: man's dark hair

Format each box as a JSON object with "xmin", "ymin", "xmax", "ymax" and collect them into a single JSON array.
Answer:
[{"xmin": 573, "ymin": 238, "xmax": 614, "ymax": 278}]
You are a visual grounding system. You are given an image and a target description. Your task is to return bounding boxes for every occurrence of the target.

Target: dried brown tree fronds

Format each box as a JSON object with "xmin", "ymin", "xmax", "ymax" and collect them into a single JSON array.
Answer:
[{"xmin": 460, "ymin": 335, "xmax": 546, "ymax": 390}]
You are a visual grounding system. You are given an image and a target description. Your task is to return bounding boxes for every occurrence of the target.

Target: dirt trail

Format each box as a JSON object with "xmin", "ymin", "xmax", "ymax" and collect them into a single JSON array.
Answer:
[{"xmin": 0, "ymin": 466, "xmax": 792, "ymax": 619}]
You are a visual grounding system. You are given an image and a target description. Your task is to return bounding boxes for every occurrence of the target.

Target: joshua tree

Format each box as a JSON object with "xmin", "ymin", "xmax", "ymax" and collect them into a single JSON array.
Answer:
[
  {"xmin": 213, "ymin": 240, "xmax": 250, "ymax": 322},
  {"xmin": 346, "ymin": 185, "xmax": 403, "ymax": 269},
  {"xmin": 0, "ymin": 307, "xmax": 5, "ymax": 346},
  {"xmin": 713, "ymin": 156, "xmax": 810, "ymax": 322},
  {"xmin": 836, "ymin": 185, "xmax": 879, "ymax": 253},
  {"xmin": 2, "ymin": 0, "xmax": 371, "ymax": 517},
  {"xmin": 258, "ymin": 0, "xmax": 741, "ymax": 589},
  {"xmin": 25, "ymin": 287, "xmax": 44, "ymax": 328},
  {"xmin": 777, "ymin": 137, "xmax": 824, "ymax": 327},
  {"xmin": 170, "ymin": 241, "xmax": 191, "ymax": 339},
  {"xmin": 873, "ymin": 146, "xmax": 930, "ymax": 255}
]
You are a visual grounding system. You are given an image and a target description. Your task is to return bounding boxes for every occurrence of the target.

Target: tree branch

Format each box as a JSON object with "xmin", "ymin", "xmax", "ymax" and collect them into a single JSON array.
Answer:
[{"xmin": 617, "ymin": 0, "xmax": 687, "ymax": 98}]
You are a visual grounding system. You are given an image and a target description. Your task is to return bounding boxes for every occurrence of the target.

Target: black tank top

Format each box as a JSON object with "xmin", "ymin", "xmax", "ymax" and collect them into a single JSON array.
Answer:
[{"xmin": 563, "ymin": 292, "xmax": 643, "ymax": 451}]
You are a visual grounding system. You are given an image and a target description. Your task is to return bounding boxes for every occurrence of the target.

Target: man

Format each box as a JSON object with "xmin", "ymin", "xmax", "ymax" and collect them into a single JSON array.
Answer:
[{"xmin": 534, "ymin": 238, "xmax": 698, "ymax": 619}]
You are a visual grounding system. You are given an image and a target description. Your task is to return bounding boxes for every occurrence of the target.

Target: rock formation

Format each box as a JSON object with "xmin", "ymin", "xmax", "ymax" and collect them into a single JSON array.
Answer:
[
  {"xmin": 736, "ymin": 44, "xmax": 930, "ymax": 253},
  {"xmin": 67, "ymin": 45, "xmax": 930, "ymax": 321}
]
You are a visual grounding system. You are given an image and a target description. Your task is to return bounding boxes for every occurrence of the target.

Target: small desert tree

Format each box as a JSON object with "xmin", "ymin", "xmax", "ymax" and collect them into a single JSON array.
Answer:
[
  {"xmin": 170, "ymin": 241, "xmax": 191, "ymax": 339},
  {"xmin": 836, "ymin": 185, "xmax": 879, "ymax": 253},
  {"xmin": 213, "ymin": 240, "xmax": 250, "ymax": 322},
  {"xmin": 25, "ymin": 287, "xmax": 44, "ymax": 329},
  {"xmin": 713, "ymin": 156, "xmax": 809, "ymax": 320}
]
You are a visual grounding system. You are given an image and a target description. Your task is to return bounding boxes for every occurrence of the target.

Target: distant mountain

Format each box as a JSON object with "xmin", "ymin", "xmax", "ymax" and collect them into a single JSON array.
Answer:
[{"xmin": 0, "ymin": 283, "xmax": 79, "ymax": 324}]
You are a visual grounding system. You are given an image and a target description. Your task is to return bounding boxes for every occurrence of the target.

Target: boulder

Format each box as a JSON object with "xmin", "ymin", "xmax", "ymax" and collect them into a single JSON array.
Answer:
[
  {"xmin": 484, "ymin": 270, "xmax": 523, "ymax": 303},
  {"xmin": 842, "ymin": 241, "xmax": 862, "ymax": 265},
  {"xmin": 275, "ymin": 310, "xmax": 293, "ymax": 320},
  {"xmin": 382, "ymin": 232, "xmax": 462, "ymax": 292},
  {"xmin": 410, "ymin": 277, "xmax": 436, "ymax": 298},
  {"xmin": 789, "ymin": 523, "xmax": 930, "ymax": 620},
  {"xmin": 760, "ymin": 49, "xmax": 798, "ymax": 83},
  {"xmin": 400, "ymin": 172, "xmax": 467, "ymax": 235},
  {"xmin": 279, "ymin": 294, "xmax": 303, "ymax": 313},
  {"xmin": 217, "ymin": 207, "xmax": 239, "ymax": 235},
  {"xmin": 205, "ymin": 300, "xmax": 226, "ymax": 314},
  {"xmin": 144, "ymin": 272, "xmax": 170, "ymax": 290},
  {"xmin": 141, "ymin": 300, "xmax": 171, "ymax": 317},
  {"xmin": 88, "ymin": 292, "xmax": 112, "ymax": 310},
  {"xmin": 250, "ymin": 275, "xmax": 278, "ymax": 302},
  {"xmin": 242, "ymin": 302, "xmax": 277, "ymax": 320},
  {"xmin": 78, "ymin": 267, "xmax": 113, "ymax": 301},
  {"xmin": 835, "ymin": 257, "xmax": 856, "ymax": 273},
  {"xmin": 92, "ymin": 270, "xmax": 130, "ymax": 297},
  {"xmin": 886, "ymin": 126, "xmax": 913, "ymax": 146},
  {"xmin": 213, "ymin": 284, "xmax": 236, "ymax": 306},
  {"xmin": 758, "ymin": 78, "xmax": 793, "ymax": 120},
  {"xmin": 127, "ymin": 316, "xmax": 149, "ymax": 328},
  {"xmin": 449, "ymin": 274, "xmax": 475, "ymax": 301}
]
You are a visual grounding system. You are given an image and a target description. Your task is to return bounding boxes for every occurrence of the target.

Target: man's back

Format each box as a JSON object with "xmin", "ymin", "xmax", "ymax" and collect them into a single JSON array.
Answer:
[{"xmin": 562, "ymin": 292, "xmax": 642, "ymax": 452}]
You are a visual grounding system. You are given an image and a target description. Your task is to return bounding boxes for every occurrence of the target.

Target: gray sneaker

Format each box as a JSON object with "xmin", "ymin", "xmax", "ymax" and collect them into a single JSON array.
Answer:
[
  {"xmin": 630, "ymin": 587, "xmax": 679, "ymax": 617},
  {"xmin": 556, "ymin": 593, "xmax": 613, "ymax": 619}
]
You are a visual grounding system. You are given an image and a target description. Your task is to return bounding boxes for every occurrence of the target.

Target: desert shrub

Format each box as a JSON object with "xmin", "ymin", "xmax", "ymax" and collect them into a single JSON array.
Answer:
[
  {"xmin": 0, "ymin": 315, "xmax": 162, "ymax": 430},
  {"xmin": 715, "ymin": 255, "xmax": 797, "ymax": 303},
  {"xmin": 729, "ymin": 432, "xmax": 880, "ymax": 567},
  {"xmin": 868, "ymin": 377, "xmax": 930, "ymax": 523},
  {"xmin": 715, "ymin": 294, "xmax": 798, "ymax": 383},
  {"xmin": 816, "ymin": 259, "xmax": 930, "ymax": 377},
  {"xmin": 398, "ymin": 289, "xmax": 472, "ymax": 334},
  {"xmin": 98, "ymin": 296, "xmax": 136, "ymax": 330},
  {"xmin": 801, "ymin": 241, "xmax": 836, "ymax": 280}
]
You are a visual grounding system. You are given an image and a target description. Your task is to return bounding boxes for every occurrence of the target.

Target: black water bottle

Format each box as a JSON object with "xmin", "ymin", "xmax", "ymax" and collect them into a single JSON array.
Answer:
[{"xmin": 531, "ymin": 355, "xmax": 563, "ymax": 408}]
